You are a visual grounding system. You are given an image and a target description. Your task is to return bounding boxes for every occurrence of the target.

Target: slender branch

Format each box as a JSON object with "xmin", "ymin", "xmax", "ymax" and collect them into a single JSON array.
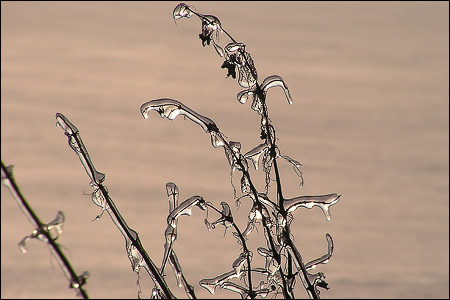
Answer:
[
  {"xmin": 206, "ymin": 203, "xmax": 255, "ymax": 299},
  {"xmin": 55, "ymin": 113, "xmax": 174, "ymax": 299},
  {"xmin": 1, "ymin": 160, "xmax": 89, "ymax": 299}
]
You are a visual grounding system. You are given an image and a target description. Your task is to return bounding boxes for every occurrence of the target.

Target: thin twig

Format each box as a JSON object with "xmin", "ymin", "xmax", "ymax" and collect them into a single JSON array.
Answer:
[{"xmin": 1, "ymin": 160, "xmax": 89, "ymax": 299}]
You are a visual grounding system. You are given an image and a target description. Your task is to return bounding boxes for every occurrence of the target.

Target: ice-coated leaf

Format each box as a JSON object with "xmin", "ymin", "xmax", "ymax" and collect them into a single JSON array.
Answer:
[
  {"xmin": 208, "ymin": 202, "xmax": 233, "ymax": 232},
  {"xmin": 223, "ymin": 141, "xmax": 241, "ymax": 168},
  {"xmin": 225, "ymin": 42, "xmax": 246, "ymax": 54},
  {"xmin": 235, "ymin": 75, "xmax": 292, "ymax": 114},
  {"xmin": 232, "ymin": 250, "xmax": 252, "ymax": 277},
  {"xmin": 70, "ymin": 271, "xmax": 89, "ymax": 289},
  {"xmin": 167, "ymin": 196, "xmax": 207, "ymax": 228},
  {"xmin": 238, "ymin": 52, "xmax": 257, "ymax": 88},
  {"xmin": 202, "ymin": 15, "xmax": 222, "ymax": 33},
  {"xmin": 140, "ymin": 99, "xmax": 219, "ymax": 133},
  {"xmin": 198, "ymin": 14, "xmax": 222, "ymax": 51},
  {"xmin": 283, "ymin": 194, "xmax": 340, "ymax": 221},
  {"xmin": 304, "ymin": 270, "xmax": 329, "ymax": 296},
  {"xmin": 305, "ymin": 233, "xmax": 334, "ymax": 271},
  {"xmin": 244, "ymin": 142, "xmax": 269, "ymax": 170},
  {"xmin": 199, "ymin": 270, "xmax": 240, "ymax": 294},
  {"xmin": 166, "ymin": 182, "xmax": 179, "ymax": 215},
  {"xmin": 249, "ymin": 202, "xmax": 263, "ymax": 222},
  {"xmin": 210, "ymin": 131, "xmax": 226, "ymax": 148},
  {"xmin": 18, "ymin": 211, "xmax": 65, "ymax": 253},
  {"xmin": 224, "ymin": 42, "xmax": 257, "ymax": 88},
  {"xmin": 261, "ymin": 75, "xmax": 292, "ymax": 105},
  {"xmin": 91, "ymin": 188, "xmax": 109, "ymax": 221},
  {"xmin": 18, "ymin": 230, "xmax": 40, "ymax": 254},
  {"xmin": 56, "ymin": 112, "xmax": 78, "ymax": 136},
  {"xmin": 46, "ymin": 211, "xmax": 65, "ymax": 236},
  {"xmin": 221, "ymin": 281, "xmax": 249, "ymax": 298},
  {"xmin": 56, "ymin": 113, "xmax": 105, "ymax": 186},
  {"xmin": 173, "ymin": 3, "xmax": 194, "ymax": 21},
  {"xmin": 236, "ymin": 89, "xmax": 254, "ymax": 104},
  {"xmin": 126, "ymin": 229, "xmax": 144, "ymax": 272},
  {"xmin": 257, "ymin": 247, "xmax": 279, "ymax": 276}
]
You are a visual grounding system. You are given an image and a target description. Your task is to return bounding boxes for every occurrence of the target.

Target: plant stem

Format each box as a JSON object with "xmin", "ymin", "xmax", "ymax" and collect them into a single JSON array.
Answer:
[
  {"xmin": 206, "ymin": 203, "xmax": 255, "ymax": 299},
  {"xmin": 95, "ymin": 184, "xmax": 174, "ymax": 299},
  {"xmin": 1, "ymin": 160, "xmax": 89, "ymax": 299},
  {"xmin": 57, "ymin": 113, "xmax": 174, "ymax": 299}
]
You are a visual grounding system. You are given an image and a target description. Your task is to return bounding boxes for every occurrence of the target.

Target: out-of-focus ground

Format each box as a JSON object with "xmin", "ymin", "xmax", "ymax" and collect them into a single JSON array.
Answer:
[{"xmin": 1, "ymin": 1, "xmax": 448, "ymax": 299}]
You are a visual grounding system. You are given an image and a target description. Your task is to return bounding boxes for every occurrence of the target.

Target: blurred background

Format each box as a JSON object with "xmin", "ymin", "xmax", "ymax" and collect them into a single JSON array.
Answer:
[{"xmin": 1, "ymin": 1, "xmax": 448, "ymax": 299}]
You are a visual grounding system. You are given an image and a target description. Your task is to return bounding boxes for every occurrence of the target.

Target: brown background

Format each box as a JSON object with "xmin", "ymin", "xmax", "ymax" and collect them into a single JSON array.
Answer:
[{"xmin": 1, "ymin": 1, "xmax": 449, "ymax": 299}]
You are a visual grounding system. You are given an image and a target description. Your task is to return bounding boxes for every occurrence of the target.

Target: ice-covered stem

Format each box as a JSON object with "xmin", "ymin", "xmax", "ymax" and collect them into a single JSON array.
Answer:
[
  {"xmin": 242, "ymin": 42, "xmax": 321, "ymax": 300},
  {"xmin": 228, "ymin": 151, "xmax": 292, "ymax": 298},
  {"xmin": 161, "ymin": 182, "xmax": 197, "ymax": 299},
  {"xmin": 55, "ymin": 113, "xmax": 174, "ymax": 299},
  {"xmin": 1, "ymin": 160, "xmax": 89, "ymax": 299},
  {"xmin": 206, "ymin": 202, "xmax": 255, "ymax": 299},
  {"xmin": 173, "ymin": 4, "xmax": 323, "ymax": 297},
  {"xmin": 141, "ymin": 99, "xmax": 293, "ymax": 298}
]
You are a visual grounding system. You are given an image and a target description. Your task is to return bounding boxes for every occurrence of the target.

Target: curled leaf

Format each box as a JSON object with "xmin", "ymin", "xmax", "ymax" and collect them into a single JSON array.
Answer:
[
  {"xmin": 224, "ymin": 42, "xmax": 257, "ymax": 88},
  {"xmin": 244, "ymin": 142, "xmax": 269, "ymax": 170},
  {"xmin": 199, "ymin": 270, "xmax": 240, "ymax": 294},
  {"xmin": 283, "ymin": 194, "xmax": 340, "ymax": 221},
  {"xmin": 261, "ymin": 75, "xmax": 292, "ymax": 104},
  {"xmin": 305, "ymin": 233, "xmax": 334, "ymax": 271},
  {"xmin": 167, "ymin": 195, "xmax": 207, "ymax": 228},
  {"xmin": 173, "ymin": 3, "xmax": 194, "ymax": 21},
  {"xmin": 141, "ymin": 99, "xmax": 219, "ymax": 133}
]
